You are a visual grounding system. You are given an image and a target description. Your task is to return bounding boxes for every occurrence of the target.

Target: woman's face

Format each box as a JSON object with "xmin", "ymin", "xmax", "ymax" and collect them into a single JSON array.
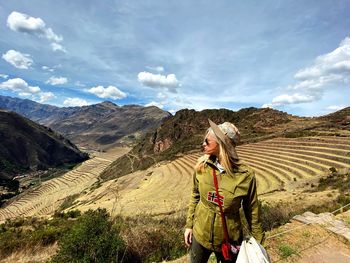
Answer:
[{"xmin": 203, "ymin": 132, "xmax": 220, "ymax": 156}]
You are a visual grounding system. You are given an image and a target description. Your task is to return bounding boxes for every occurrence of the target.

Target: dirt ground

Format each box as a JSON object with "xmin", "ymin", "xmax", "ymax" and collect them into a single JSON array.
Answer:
[{"xmin": 170, "ymin": 220, "xmax": 350, "ymax": 263}]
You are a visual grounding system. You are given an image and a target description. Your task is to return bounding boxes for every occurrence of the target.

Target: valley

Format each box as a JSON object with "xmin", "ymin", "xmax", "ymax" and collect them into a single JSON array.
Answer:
[
  {"xmin": 2, "ymin": 133, "xmax": 348, "ymax": 222},
  {"xmin": 0, "ymin": 147, "xmax": 129, "ymax": 223},
  {"xmin": 0, "ymin": 99, "xmax": 349, "ymax": 262}
]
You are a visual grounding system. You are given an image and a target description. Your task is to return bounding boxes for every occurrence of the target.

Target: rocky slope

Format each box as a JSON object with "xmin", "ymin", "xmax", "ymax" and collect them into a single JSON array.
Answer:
[
  {"xmin": 0, "ymin": 95, "xmax": 171, "ymax": 150},
  {"xmin": 101, "ymin": 106, "xmax": 350, "ymax": 180},
  {"xmin": 0, "ymin": 110, "xmax": 88, "ymax": 181}
]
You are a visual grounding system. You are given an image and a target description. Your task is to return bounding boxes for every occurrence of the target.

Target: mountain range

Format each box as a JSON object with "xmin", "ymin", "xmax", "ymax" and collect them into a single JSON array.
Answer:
[
  {"xmin": 0, "ymin": 95, "xmax": 171, "ymax": 150},
  {"xmin": 101, "ymin": 106, "xmax": 350, "ymax": 179}
]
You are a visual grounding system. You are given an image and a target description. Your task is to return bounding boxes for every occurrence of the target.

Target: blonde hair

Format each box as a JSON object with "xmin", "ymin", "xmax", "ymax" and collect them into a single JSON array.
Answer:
[{"xmin": 195, "ymin": 129, "xmax": 238, "ymax": 174}]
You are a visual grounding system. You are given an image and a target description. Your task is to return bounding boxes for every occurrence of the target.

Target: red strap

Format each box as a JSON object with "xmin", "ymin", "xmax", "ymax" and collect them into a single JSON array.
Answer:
[{"xmin": 212, "ymin": 168, "xmax": 230, "ymax": 245}]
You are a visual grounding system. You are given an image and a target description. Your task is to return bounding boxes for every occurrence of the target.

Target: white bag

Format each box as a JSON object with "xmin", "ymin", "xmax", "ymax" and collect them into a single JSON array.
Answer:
[{"xmin": 236, "ymin": 236, "xmax": 270, "ymax": 263}]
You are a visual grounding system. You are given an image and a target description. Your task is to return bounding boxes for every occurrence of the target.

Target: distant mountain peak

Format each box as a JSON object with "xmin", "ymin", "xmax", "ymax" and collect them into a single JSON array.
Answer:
[
  {"xmin": 0, "ymin": 95, "xmax": 171, "ymax": 150},
  {"xmin": 98, "ymin": 101, "xmax": 119, "ymax": 108}
]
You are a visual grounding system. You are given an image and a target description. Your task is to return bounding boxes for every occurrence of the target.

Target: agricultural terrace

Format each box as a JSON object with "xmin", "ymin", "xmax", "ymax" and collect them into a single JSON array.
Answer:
[
  {"xmin": 70, "ymin": 135, "xmax": 350, "ymax": 217},
  {"xmin": 0, "ymin": 147, "xmax": 129, "ymax": 223},
  {"xmin": 0, "ymin": 136, "xmax": 349, "ymax": 220}
]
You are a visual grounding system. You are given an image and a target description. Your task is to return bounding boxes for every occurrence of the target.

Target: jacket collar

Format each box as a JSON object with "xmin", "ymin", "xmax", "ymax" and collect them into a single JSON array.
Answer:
[{"xmin": 205, "ymin": 155, "xmax": 243, "ymax": 173}]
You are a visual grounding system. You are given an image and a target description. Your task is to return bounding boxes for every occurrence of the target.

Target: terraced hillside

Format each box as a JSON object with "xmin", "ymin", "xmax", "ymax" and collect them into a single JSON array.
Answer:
[
  {"xmin": 1, "ymin": 135, "xmax": 349, "ymax": 220},
  {"xmin": 240, "ymin": 136, "xmax": 350, "ymax": 194},
  {"xmin": 71, "ymin": 135, "xmax": 350, "ymax": 217},
  {"xmin": 71, "ymin": 153, "xmax": 196, "ymax": 217},
  {"xmin": 0, "ymin": 147, "xmax": 129, "ymax": 223}
]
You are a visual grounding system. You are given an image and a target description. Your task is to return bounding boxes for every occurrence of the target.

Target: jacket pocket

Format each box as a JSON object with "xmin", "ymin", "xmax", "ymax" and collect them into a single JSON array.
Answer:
[{"xmin": 220, "ymin": 186, "xmax": 242, "ymax": 212}]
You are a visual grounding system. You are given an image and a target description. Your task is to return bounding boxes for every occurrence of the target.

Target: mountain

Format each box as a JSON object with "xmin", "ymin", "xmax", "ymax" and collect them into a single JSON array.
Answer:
[
  {"xmin": 0, "ymin": 95, "xmax": 171, "ymax": 150},
  {"xmin": 0, "ymin": 109, "xmax": 88, "ymax": 181},
  {"xmin": 101, "ymin": 106, "xmax": 350, "ymax": 180}
]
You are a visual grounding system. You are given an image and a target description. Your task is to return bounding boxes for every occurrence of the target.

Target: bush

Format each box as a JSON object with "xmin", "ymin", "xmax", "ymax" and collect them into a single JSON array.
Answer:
[
  {"xmin": 51, "ymin": 208, "xmax": 125, "ymax": 263},
  {"xmin": 32, "ymin": 225, "xmax": 62, "ymax": 245},
  {"xmin": 54, "ymin": 209, "xmax": 81, "ymax": 219},
  {"xmin": 59, "ymin": 194, "xmax": 80, "ymax": 211},
  {"xmin": 0, "ymin": 216, "xmax": 73, "ymax": 257},
  {"xmin": 120, "ymin": 214, "xmax": 187, "ymax": 262},
  {"xmin": 278, "ymin": 243, "xmax": 297, "ymax": 258},
  {"xmin": 261, "ymin": 204, "xmax": 292, "ymax": 231}
]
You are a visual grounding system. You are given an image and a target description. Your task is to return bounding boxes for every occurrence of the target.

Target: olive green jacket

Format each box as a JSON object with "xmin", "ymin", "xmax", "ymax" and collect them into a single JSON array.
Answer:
[{"xmin": 185, "ymin": 158, "xmax": 264, "ymax": 251}]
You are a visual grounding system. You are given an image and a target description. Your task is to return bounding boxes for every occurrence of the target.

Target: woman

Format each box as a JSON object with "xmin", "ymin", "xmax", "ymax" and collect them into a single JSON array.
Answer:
[{"xmin": 184, "ymin": 119, "xmax": 264, "ymax": 263}]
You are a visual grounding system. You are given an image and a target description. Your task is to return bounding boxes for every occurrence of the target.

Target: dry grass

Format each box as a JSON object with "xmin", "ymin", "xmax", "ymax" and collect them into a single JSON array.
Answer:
[{"xmin": 1, "ymin": 244, "xmax": 57, "ymax": 263}]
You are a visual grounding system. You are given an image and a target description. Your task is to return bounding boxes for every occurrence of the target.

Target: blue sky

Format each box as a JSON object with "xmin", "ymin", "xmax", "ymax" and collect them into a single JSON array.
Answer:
[{"xmin": 0, "ymin": 0, "xmax": 349, "ymax": 116}]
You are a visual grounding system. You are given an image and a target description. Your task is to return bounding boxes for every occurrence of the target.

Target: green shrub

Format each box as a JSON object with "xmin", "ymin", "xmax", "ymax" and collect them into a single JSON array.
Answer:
[
  {"xmin": 0, "ymin": 216, "xmax": 73, "ymax": 257},
  {"xmin": 337, "ymin": 193, "xmax": 350, "ymax": 206},
  {"xmin": 32, "ymin": 225, "xmax": 62, "ymax": 245},
  {"xmin": 54, "ymin": 209, "xmax": 81, "ymax": 219},
  {"xmin": 278, "ymin": 243, "xmax": 297, "ymax": 258},
  {"xmin": 0, "ymin": 229, "xmax": 28, "ymax": 256},
  {"xmin": 59, "ymin": 194, "xmax": 80, "ymax": 211},
  {"xmin": 51, "ymin": 208, "xmax": 124, "ymax": 263}
]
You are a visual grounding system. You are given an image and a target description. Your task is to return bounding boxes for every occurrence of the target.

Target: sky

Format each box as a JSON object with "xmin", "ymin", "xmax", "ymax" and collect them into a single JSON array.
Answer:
[{"xmin": 0, "ymin": 0, "xmax": 349, "ymax": 116}]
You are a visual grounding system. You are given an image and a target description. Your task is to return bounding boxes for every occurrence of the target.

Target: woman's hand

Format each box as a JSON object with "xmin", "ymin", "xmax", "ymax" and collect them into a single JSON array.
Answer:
[{"xmin": 184, "ymin": 228, "xmax": 193, "ymax": 247}]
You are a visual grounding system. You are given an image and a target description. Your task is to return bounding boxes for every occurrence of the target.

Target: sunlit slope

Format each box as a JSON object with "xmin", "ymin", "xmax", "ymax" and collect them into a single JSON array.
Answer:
[
  {"xmin": 240, "ymin": 136, "xmax": 350, "ymax": 194},
  {"xmin": 1, "ymin": 136, "xmax": 349, "ymax": 220},
  {"xmin": 72, "ymin": 154, "xmax": 196, "ymax": 216},
  {"xmin": 0, "ymin": 147, "xmax": 129, "ymax": 222},
  {"xmin": 72, "ymin": 135, "xmax": 350, "ymax": 217}
]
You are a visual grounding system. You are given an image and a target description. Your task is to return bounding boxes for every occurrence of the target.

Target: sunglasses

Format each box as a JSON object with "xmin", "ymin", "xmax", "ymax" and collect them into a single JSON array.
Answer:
[{"xmin": 203, "ymin": 138, "xmax": 209, "ymax": 145}]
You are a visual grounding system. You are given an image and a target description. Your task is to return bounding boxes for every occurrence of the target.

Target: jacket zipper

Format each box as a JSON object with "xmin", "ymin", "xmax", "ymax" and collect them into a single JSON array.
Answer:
[{"xmin": 210, "ymin": 212, "xmax": 216, "ymax": 245}]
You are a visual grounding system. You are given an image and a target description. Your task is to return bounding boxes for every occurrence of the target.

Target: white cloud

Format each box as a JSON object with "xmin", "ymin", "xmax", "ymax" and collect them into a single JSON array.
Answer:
[
  {"xmin": 88, "ymin": 85, "xmax": 127, "ymax": 100},
  {"xmin": 46, "ymin": 76, "xmax": 68, "ymax": 85},
  {"xmin": 264, "ymin": 37, "xmax": 350, "ymax": 108},
  {"xmin": 325, "ymin": 105, "xmax": 346, "ymax": 112},
  {"xmin": 0, "ymin": 78, "xmax": 40, "ymax": 94},
  {"xmin": 0, "ymin": 78, "xmax": 41, "ymax": 94},
  {"xmin": 7, "ymin": 11, "xmax": 62, "ymax": 42},
  {"xmin": 295, "ymin": 37, "xmax": 350, "ymax": 80},
  {"xmin": 0, "ymin": 77, "xmax": 57, "ymax": 103},
  {"xmin": 274, "ymin": 93, "xmax": 320, "ymax": 105},
  {"xmin": 42, "ymin": 66, "xmax": 54, "ymax": 72},
  {"xmin": 168, "ymin": 109, "xmax": 176, "ymax": 115},
  {"xmin": 137, "ymin": 71, "xmax": 180, "ymax": 92},
  {"xmin": 18, "ymin": 92, "xmax": 31, "ymax": 97},
  {"xmin": 144, "ymin": 101, "xmax": 164, "ymax": 109},
  {"xmin": 288, "ymin": 74, "xmax": 345, "ymax": 91},
  {"xmin": 63, "ymin": 97, "xmax": 89, "ymax": 107},
  {"xmin": 39, "ymin": 92, "xmax": 55, "ymax": 103},
  {"xmin": 51, "ymin": 42, "xmax": 67, "ymax": 53},
  {"xmin": 0, "ymin": 74, "xmax": 9, "ymax": 79},
  {"xmin": 157, "ymin": 92, "xmax": 167, "ymax": 100},
  {"xmin": 2, "ymin": 50, "xmax": 33, "ymax": 69},
  {"xmin": 146, "ymin": 66, "xmax": 165, "ymax": 72},
  {"xmin": 7, "ymin": 11, "xmax": 65, "ymax": 52}
]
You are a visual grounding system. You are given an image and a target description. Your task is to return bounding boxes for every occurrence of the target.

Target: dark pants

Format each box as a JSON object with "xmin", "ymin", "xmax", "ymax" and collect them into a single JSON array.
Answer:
[{"xmin": 189, "ymin": 236, "xmax": 237, "ymax": 263}]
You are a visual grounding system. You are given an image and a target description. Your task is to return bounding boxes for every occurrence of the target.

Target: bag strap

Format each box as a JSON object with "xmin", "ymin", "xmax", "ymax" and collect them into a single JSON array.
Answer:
[{"xmin": 212, "ymin": 168, "xmax": 230, "ymax": 245}]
